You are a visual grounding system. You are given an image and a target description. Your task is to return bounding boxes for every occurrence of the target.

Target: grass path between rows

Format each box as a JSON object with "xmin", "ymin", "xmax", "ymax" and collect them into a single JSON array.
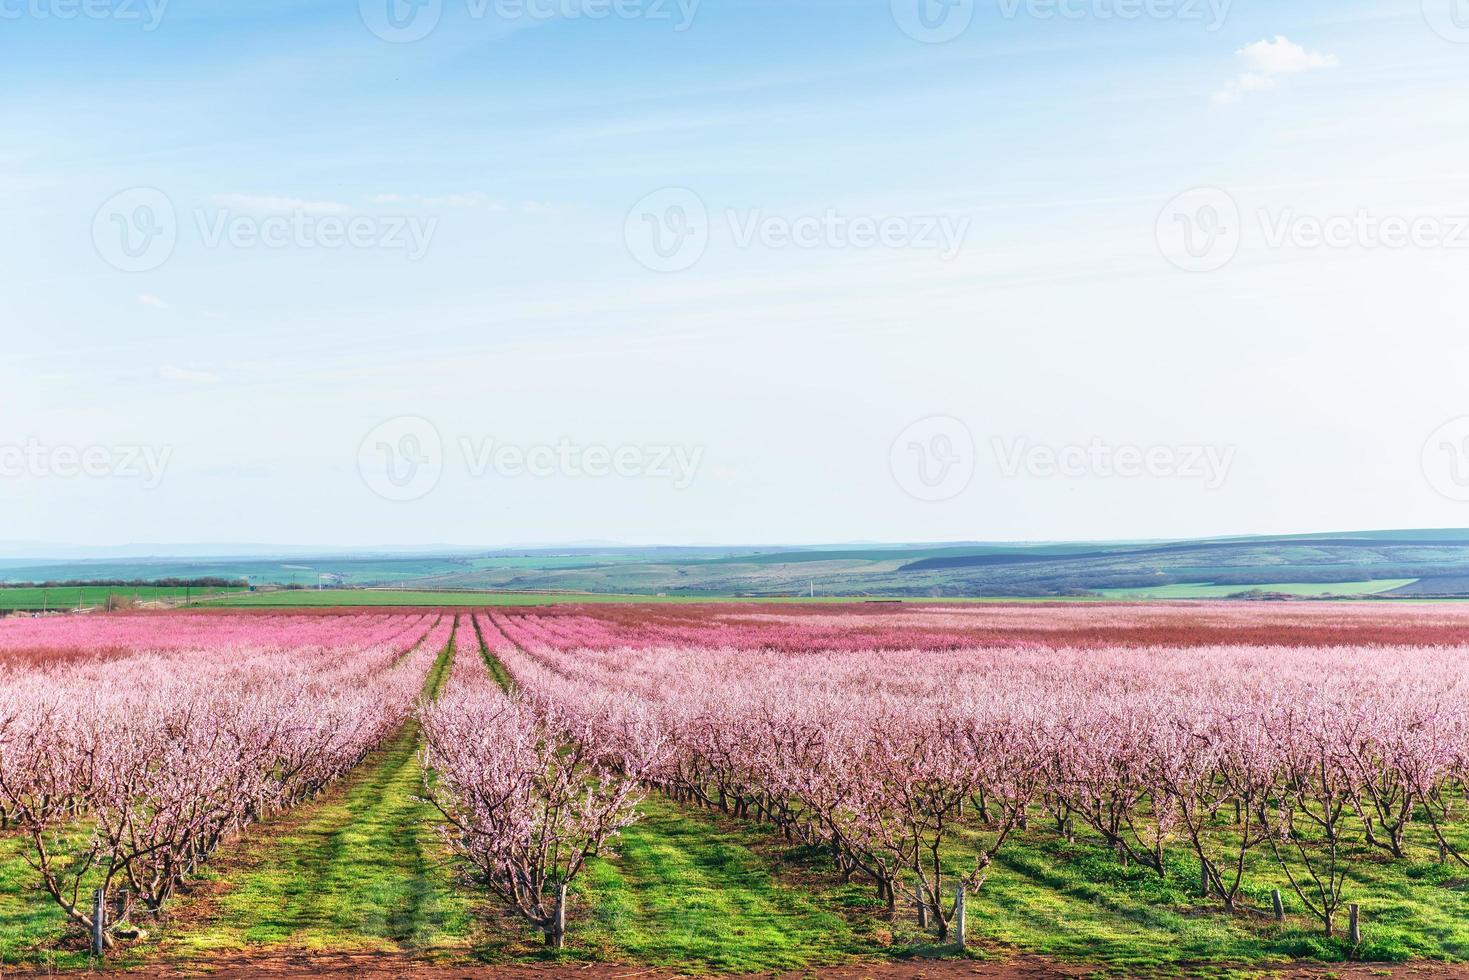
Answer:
[
  {"xmin": 160, "ymin": 632, "xmax": 472, "ymax": 961},
  {"xmin": 566, "ymin": 798, "xmax": 880, "ymax": 972}
]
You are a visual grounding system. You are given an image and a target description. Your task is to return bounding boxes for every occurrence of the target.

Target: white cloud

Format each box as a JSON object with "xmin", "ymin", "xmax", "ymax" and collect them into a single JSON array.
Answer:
[
  {"xmin": 137, "ymin": 294, "xmax": 169, "ymax": 309},
  {"xmin": 1239, "ymin": 35, "xmax": 1340, "ymax": 75},
  {"xmin": 159, "ymin": 364, "xmax": 222, "ymax": 384},
  {"xmin": 210, "ymin": 194, "xmax": 350, "ymax": 214},
  {"xmin": 1214, "ymin": 36, "xmax": 1340, "ymax": 104},
  {"xmin": 369, "ymin": 192, "xmax": 505, "ymax": 210}
]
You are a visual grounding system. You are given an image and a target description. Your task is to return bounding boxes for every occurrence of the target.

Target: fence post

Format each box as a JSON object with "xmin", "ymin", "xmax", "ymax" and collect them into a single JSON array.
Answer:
[
  {"xmin": 1271, "ymin": 889, "xmax": 1284, "ymax": 922},
  {"xmin": 953, "ymin": 884, "xmax": 966, "ymax": 949},
  {"xmin": 915, "ymin": 885, "xmax": 928, "ymax": 929},
  {"xmin": 1348, "ymin": 904, "xmax": 1361, "ymax": 946},
  {"xmin": 91, "ymin": 887, "xmax": 105, "ymax": 957}
]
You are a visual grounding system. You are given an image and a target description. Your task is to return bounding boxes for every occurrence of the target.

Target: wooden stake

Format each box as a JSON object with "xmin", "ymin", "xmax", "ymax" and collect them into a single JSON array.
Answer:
[
  {"xmin": 546, "ymin": 883, "xmax": 568, "ymax": 949},
  {"xmin": 91, "ymin": 888, "xmax": 105, "ymax": 957},
  {"xmin": 953, "ymin": 884, "xmax": 966, "ymax": 949},
  {"xmin": 915, "ymin": 886, "xmax": 928, "ymax": 929},
  {"xmin": 1271, "ymin": 889, "xmax": 1284, "ymax": 922},
  {"xmin": 1348, "ymin": 904, "xmax": 1361, "ymax": 946}
]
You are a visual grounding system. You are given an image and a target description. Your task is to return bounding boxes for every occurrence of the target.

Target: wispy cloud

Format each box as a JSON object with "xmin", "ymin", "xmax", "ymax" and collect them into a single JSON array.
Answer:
[
  {"xmin": 159, "ymin": 364, "xmax": 222, "ymax": 384},
  {"xmin": 365, "ymin": 193, "xmax": 574, "ymax": 215},
  {"xmin": 210, "ymin": 193, "xmax": 350, "ymax": 214},
  {"xmin": 137, "ymin": 294, "xmax": 169, "ymax": 310},
  {"xmin": 1214, "ymin": 36, "xmax": 1340, "ymax": 105}
]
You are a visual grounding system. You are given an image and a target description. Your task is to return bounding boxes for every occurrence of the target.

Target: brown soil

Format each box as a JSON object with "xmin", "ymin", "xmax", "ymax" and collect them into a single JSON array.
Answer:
[{"xmin": 18, "ymin": 954, "xmax": 1469, "ymax": 980}]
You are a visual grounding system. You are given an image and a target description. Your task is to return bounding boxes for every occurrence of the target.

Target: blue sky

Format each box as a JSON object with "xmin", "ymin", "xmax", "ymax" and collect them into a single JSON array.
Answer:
[{"xmin": 3, "ymin": 0, "xmax": 1468, "ymax": 549}]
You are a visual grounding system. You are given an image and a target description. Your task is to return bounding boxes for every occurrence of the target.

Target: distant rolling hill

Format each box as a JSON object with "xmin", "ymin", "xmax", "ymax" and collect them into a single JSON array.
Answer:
[{"xmin": 6, "ymin": 530, "xmax": 1469, "ymax": 599}]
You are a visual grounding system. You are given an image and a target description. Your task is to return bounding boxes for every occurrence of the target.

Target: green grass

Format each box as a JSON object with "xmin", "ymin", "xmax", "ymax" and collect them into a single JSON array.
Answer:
[
  {"xmin": 160, "ymin": 727, "xmax": 472, "ymax": 958},
  {"xmin": 492, "ymin": 791, "xmax": 1469, "ymax": 972},
  {"xmin": 1096, "ymin": 580, "xmax": 1418, "ymax": 599},
  {"xmin": 564, "ymin": 799, "xmax": 878, "ymax": 972},
  {"xmin": 164, "ymin": 778, "xmax": 1468, "ymax": 973},
  {"xmin": 0, "ymin": 585, "xmax": 245, "ymax": 611},
  {"xmin": 0, "ymin": 829, "xmax": 98, "ymax": 968},
  {"xmin": 928, "ymin": 810, "xmax": 1469, "ymax": 970},
  {"xmin": 159, "ymin": 635, "xmax": 471, "ymax": 960}
]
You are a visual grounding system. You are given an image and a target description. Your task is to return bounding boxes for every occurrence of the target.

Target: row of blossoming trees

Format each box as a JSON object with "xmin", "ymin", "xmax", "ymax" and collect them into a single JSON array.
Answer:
[
  {"xmin": 0, "ymin": 612, "xmax": 449, "ymax": 949},
  {"xmin": 460, "ymin": 610, "xmax": 1469, "ymax": 944},
  {"xmin": 420, "ymin": 615, "xmax": 665, "ymax": 948}
]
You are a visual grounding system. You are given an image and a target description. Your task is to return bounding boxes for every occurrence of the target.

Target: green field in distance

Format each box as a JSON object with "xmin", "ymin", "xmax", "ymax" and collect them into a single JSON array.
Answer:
[{"xmin": 0, "ymin": 585, "xmax": 246, "ymax": 611}]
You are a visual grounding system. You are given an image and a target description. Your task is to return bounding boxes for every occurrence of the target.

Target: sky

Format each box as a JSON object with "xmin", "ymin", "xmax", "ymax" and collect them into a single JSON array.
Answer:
[{"xmin": 2, "ymin": 0, "xmax": 1468, "ymax": 551}]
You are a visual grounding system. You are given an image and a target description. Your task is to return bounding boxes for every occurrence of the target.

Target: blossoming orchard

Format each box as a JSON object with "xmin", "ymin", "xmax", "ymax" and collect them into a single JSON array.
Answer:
[{"xmin": 0, "ymin": 603, "xmax": 1466, "ymax": 971}]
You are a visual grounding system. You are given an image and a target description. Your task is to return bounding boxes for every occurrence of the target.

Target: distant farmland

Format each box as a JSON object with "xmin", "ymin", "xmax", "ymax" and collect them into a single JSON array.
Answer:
[
  {"xmin": 1095, "ymin": 579, "xmax": 1417, "ymax": 599},
  {"xmin": 0, "ymin": 584, "xmax": 245, "ymax": 611}
]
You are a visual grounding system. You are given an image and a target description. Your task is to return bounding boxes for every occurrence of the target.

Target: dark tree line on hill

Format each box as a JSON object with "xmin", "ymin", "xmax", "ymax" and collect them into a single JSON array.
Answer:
[{"xmin": 2, "ymin": 577, "xmax": 247, "ymax": 589}]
